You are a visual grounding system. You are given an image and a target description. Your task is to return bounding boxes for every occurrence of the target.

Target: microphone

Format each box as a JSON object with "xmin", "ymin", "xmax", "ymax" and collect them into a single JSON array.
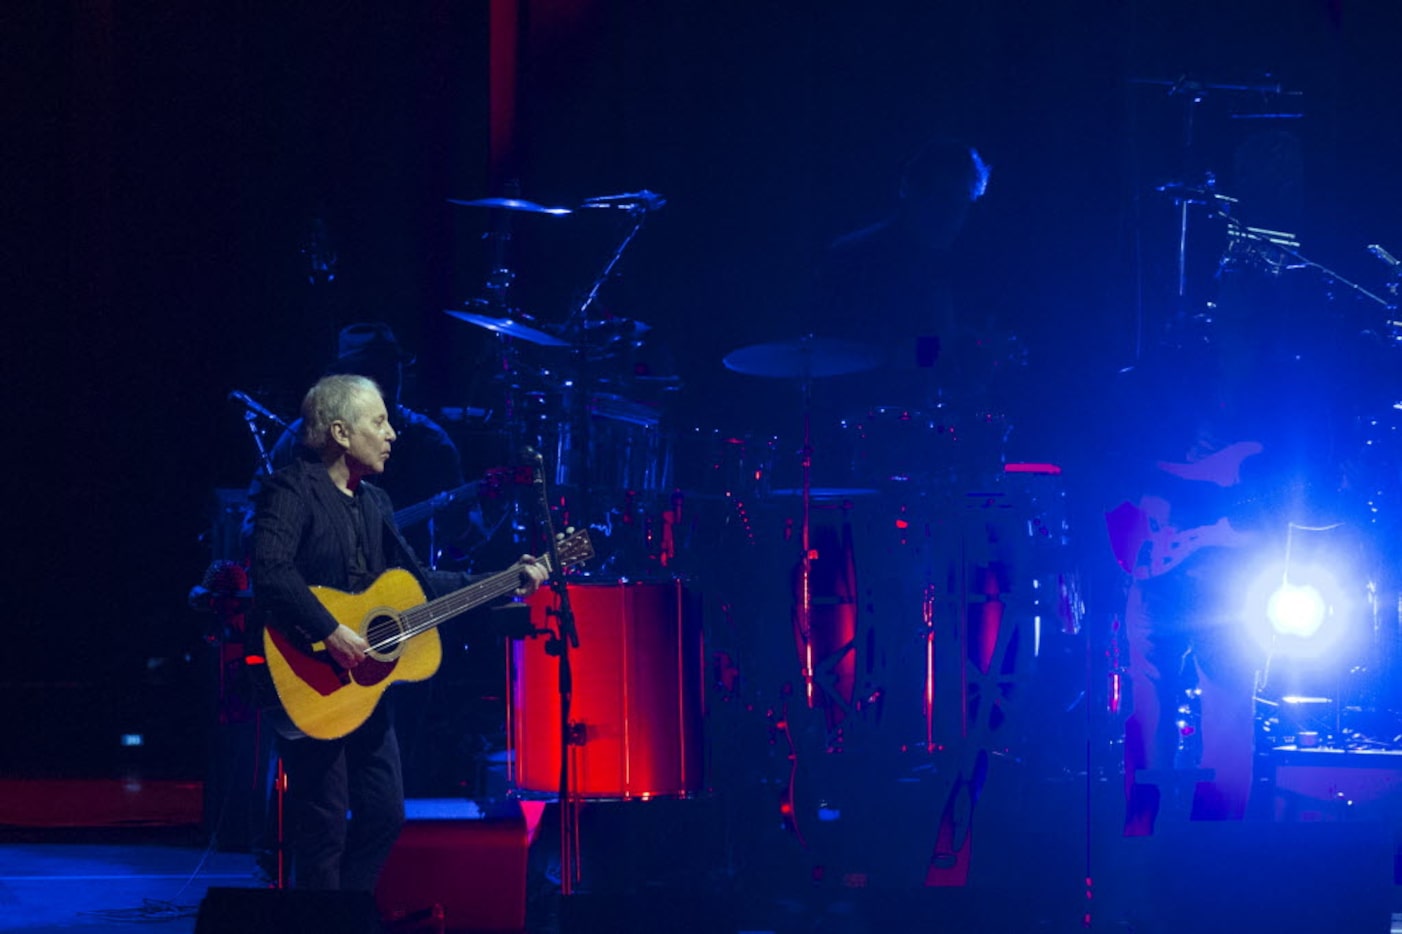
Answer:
[
  {"xmin": 579, "ymin": 190, "xmax": 667, "ymax": 211},
  {"xmin": 189, "ymin": 560, "xmax": 253, "ymax": 612},
  {"xmin": 229, "ymin": 390, "xmax": 288, "ymax": 428}
]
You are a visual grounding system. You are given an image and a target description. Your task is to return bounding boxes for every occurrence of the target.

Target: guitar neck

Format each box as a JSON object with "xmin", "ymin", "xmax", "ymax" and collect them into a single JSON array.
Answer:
[{"xmin": 397, "ymin": 556, "xmax": 548, "ymax": 638}]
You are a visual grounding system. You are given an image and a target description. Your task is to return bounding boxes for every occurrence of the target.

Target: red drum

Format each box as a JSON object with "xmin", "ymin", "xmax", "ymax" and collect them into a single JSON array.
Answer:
[{"xmin": 509, "ymin": 579, "xmax": 704, "ymax": 799}]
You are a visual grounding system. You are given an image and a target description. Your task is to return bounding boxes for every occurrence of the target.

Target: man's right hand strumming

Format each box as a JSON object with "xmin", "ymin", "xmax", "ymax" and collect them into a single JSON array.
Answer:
[{"xmin": 325, "ymin": 623, "xmax": 370, "ymax": 669}]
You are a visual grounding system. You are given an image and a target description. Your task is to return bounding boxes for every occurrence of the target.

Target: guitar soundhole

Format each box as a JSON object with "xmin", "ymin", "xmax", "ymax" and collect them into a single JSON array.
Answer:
[{"xmin": 364, "ymin": 612, "xmax": 406, "ymax": 662}]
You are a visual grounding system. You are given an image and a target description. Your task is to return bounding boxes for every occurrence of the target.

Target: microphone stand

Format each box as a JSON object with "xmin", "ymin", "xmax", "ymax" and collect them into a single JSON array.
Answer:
[
  {"xmin": 229, "ymin": 391, "xmax": 286, "ymax": 476},
  {"xmin": 242, "ymin": 411, "xmax": 277, "ymax": 477},
  {"xmin": 529, "ymin": 451, "xmax": 583, "ymax": 896}
]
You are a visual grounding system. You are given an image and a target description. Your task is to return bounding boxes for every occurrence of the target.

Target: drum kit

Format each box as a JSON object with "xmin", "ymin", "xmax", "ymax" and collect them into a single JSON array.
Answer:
[{"xmin": 445, "ymin": 190, "xmax": 1082, "ymax": 891}]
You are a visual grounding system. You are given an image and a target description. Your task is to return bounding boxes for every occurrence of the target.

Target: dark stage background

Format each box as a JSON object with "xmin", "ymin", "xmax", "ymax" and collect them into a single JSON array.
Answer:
[{"xmin": 10, "ymin": 1, "xmax": 1402, "ymax": 786}]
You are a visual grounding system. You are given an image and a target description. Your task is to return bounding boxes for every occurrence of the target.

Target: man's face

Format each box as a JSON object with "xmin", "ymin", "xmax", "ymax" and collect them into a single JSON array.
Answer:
[{"xmin": 338, "ymin": 390, "xmax": 396, "ymax": 475}]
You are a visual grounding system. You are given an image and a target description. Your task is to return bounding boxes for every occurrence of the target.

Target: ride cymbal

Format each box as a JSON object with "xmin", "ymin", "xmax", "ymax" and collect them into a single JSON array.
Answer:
[
  {"xmin": 447, "ymin": 197, "xmax": 573, "ymax": 216},
  {"xmin": 722, "ymin": 336, "xmax": 882, "ymax": 379}
]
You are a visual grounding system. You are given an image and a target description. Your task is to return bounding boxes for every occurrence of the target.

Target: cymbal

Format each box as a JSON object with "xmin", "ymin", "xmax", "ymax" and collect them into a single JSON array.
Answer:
[
  {"xmin": 447, "ymin": 197, "xmax": 573, "ymax": 216},
  {"xmin": 723, "ymin": 336, "xmax": 882, "ymax": 379},
  {"xmin": 444, "ymin": 309, "xmax": 569, "ymax": 346}
]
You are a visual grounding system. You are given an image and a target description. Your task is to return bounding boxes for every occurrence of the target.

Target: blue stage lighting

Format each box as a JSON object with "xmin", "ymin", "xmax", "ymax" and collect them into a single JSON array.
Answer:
[
  {"xmin": 1243, "ymin": 558, "xmax": 1354, "ymax": 662},
  {"xmin": 1266, "ymin": 581, "xmax": 1327, "ymax": 638}
]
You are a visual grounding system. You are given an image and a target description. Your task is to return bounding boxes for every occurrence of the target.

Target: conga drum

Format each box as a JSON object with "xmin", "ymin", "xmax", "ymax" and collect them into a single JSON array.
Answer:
[{"xmin": 508, "ymin": 579, "xmax": 704, "ymax": 799}]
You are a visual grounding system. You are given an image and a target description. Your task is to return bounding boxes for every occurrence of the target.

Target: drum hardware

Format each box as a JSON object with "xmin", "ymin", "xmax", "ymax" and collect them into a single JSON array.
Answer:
[
  {"xmin": 445, "ymin": 179, "xmax": 681, "ymax": 875},
  {"xmin": 1213, "ymin": 212, "xmax": 1395, "ymax": 316},
  {"xmin": 445, "ymin": 304, "xmax": 569, "ymax": 347},
  {"xmin": 447, "ymin": 195, "xmax": 573, "ymax": 215},
  {"xmin": 1367, "ymin": 242, "xmax": 1402, "ymax": 323},
  {"xmin": 577, "ymin": 189, "xmax": 667, "ymax": 212},
  {"xmin": 722, "ymin": 334, "xmax": 876, "ymax": 711},
  {"xmin": 1367, "ymin": 243, "xmax": 1400, "ymax": 271},
  {"xmin": 1135, "ymin": 73, "xmax": 1301, "ymax": 315},
  {"xmin": 722, "ymin": 335, "xmax": 882, "ymax": 380},
  {"xmin": 447, "ymin": 187, "xmax": 677, "ymax": 578},
  {"xmin": 554, "ymin": 191, "xmax": 664, "ymax": 360}
]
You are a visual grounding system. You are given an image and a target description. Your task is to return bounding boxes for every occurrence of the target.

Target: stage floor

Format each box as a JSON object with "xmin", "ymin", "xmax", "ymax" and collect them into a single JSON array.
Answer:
[
  {"xmin": 3, "ymin": 828, "xmax": 1401, "ymax": 934},
  {"xmin": 6, "ymin": 764, "xmax": 1402, "ymax": 933}
]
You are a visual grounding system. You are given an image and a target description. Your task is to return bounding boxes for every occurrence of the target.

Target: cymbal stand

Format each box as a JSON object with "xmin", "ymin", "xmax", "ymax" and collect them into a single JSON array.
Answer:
[
  {"xmin": 1216, "ymin": 207, "xmax": 1393, "ymax": 309},
  {"xmin": 564, "ymin": 206, "xmax": 652, "ymax": 328},
  {"xmin": 557, "ymin": 206, "xmax": 653, "ymax": 535},
  {"xmin": 477, "ymin": 187, "xmax": 539, "ymax": 547},
  {"xmin": 797, "ymin": 372, "xmax": 816, "ymax": 709},
  {"xmin": 1131, "ymin": 75, "xmax": 1304, "ymax": 344}
]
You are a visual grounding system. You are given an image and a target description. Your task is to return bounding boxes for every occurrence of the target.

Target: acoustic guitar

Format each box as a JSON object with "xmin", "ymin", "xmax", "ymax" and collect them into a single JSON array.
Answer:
[{"xmin": 263, "ymin": 529, "xmax": 593, "ymax": 740}]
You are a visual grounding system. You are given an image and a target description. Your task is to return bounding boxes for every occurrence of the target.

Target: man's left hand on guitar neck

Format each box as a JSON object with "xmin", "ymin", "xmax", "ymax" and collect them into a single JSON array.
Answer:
[{"xmin": 516, "ymin": 554, "xmax": 548, "ymax": 595}]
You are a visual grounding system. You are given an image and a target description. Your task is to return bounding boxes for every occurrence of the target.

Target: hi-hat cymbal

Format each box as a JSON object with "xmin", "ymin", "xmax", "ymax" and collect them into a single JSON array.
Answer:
[
  {"xmin": 722, "ymin": 336, "xmax": 882, "ymax": 379},
  {"xmin": 447, "ymin": 197, "xmax": 573, "ymax": 216},
  {"xmin": 444, "ymin": 309, "xmax": 569, "ymax": 346}
]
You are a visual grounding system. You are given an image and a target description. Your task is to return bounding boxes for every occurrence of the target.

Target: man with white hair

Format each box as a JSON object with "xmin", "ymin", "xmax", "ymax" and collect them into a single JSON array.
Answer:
[{"xmin": 251, "ymin": 374, "xmax": 547, "ymax": 892}]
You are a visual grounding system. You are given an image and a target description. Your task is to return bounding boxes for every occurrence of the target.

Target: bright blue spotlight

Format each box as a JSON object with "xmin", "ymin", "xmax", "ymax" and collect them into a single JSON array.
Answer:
[
  {"xmin": 1244, "ymin": 560, "xmax": 1352, "ymax": 660},
  {"xmin": 1266, "ymin": 582, "xmax": 1327, "ymax": 638}
]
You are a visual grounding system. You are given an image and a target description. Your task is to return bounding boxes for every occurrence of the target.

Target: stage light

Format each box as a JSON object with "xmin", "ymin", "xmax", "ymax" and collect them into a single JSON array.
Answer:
[
  {"xmin": 1266, "ymin": 581, "xmax": 1327, "ymax": 638},
  {"xmin": 1243, "ymin": 557, "xmax": 1357, "ymax": 663}
]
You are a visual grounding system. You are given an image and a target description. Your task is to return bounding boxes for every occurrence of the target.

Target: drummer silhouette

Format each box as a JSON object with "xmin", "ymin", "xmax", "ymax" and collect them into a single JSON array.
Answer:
[
  {"xmin": 812, "ymin": 135, "xmax": 995, "ymax": 412},
  {"xmin": 755, "ymin": 137, "xmax": 1030, "ymax": 888}
]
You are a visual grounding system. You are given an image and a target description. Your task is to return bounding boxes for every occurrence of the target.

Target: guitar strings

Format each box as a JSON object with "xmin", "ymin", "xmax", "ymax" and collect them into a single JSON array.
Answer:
[
  {"xmin": 363, "ymin": 564, "xmax": 527, "ymax": 653},
  {"xmin": 361, "ymin": 536, "xmax": 583, "ymax": 654}
]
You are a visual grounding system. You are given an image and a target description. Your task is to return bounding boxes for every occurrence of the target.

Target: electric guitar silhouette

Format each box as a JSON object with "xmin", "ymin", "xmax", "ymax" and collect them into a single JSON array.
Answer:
[{"xmin": 1105, "ymin": 441, "xmax": 1264, "ymax": 580}]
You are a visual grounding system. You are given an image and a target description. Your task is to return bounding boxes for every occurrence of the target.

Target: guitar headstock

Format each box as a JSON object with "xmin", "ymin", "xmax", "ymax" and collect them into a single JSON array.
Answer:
[{"xmin": 553, "ymin": 528, "xmax": 595, "ymax": 570}]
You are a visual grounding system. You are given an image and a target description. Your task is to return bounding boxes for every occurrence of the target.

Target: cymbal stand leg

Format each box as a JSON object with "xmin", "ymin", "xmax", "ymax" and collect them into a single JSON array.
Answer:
[{"xmin": 798, "ymin": 378, "xmax": 814, "ymax": 709}]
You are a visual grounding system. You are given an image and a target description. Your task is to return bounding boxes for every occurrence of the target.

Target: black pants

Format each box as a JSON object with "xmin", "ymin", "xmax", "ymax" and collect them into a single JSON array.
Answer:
[{"xmin": 278, "ymin": 701, "xmax": 405, "ymax": 892}]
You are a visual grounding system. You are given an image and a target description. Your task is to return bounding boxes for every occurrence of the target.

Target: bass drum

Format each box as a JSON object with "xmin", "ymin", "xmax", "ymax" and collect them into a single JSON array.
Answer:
[{"xmin": 509, "ymin": 579, "xmax": 704, "ymax": 799}]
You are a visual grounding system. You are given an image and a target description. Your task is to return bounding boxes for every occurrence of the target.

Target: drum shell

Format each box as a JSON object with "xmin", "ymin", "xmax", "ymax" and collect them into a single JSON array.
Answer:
[
  {"xmin": 508, "ymin": 579, "xmax": 704, "ymax": 799},
  {"xmin": 670, "ymin": 427, "xmax": 778, "ymax": 501},
  {"xmin": 523, "ymin": 391, "xmax": 671, "ymax": 495},
  {"xmin": 821, "ymin": 405, "xmax": 1009, "ymax": 491}
]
